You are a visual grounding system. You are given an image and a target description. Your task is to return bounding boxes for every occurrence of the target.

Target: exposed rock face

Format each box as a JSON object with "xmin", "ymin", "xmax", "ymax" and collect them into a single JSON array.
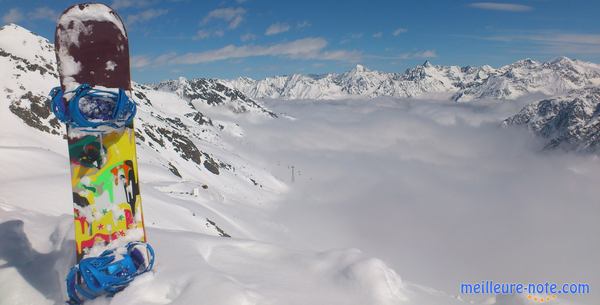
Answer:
[
  {"xmin": 151, "ymin": 77, "xmax": 277, "ymax": 117},
  {"xmin": 503, "ymin": 87, "xmax": 600, "ymax": 152}
]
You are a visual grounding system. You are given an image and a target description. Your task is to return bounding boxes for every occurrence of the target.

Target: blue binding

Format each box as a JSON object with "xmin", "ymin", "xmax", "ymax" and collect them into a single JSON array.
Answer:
[
  {"xmin": 50, "ymin": 83, "xmax": 137, "ymax": 129},
  {"xmin": 66, "ymin": 242, "xmax": 155, "ymax": 305}
]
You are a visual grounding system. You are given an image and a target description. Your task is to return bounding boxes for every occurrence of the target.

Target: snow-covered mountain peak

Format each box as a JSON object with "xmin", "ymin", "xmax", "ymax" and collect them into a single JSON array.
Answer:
[
  {"xmin": 0, "ymin": 23, "xmax": 43, "ymax": 41},
  {"xmin": 550, "ymin": 56, "xmax": 574, "ymax": 66},
  {"xmin": 351, "ymin": 64, "xmax": 369, "ymax": 73},
  {"xmin": 511, "ymin": 58, "xmax": 538, "ymax": 66},
  {"xmin": 0, "ymin": 23, "xmax": 33, "ymax": 38},
  {"xmin": 0, "ymin": 23, "xmax": 55, "ymax": 66},
  {"xmin": 422, "ymin": 60, "xmax": 433, "ymax": 68}
]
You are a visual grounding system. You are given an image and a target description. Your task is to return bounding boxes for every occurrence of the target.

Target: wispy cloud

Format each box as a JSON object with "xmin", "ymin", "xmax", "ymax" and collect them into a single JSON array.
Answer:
[
  {"xmin": 131, "ymin": 55, "xmax": 151, "ymax": 68},
  {"xmin": 297, "ymin": 21, "xmax": 311, "ymax": 29},
  {"xmin": 265, "ymin": 22, "xmax": 291, "ymax": 36},
  {"xmin": 399, "ymin": 49, "xmax": 437, "ymax": 59},
  {"xmin": 28, "ymin": 7, "xmax": 59, "ymax": 21},
  {"xmin": 468, "ymin": 2, "xmax": 533, "ymax": 12},
  {"xmin": 392, "ymin": 28, "xmax": 407, "ymax": 36},
  {"xmin": 171, "ymin": 38, "xmax": 326, "ymax": 64},
  {"xmin": 194, "ymin": 29, "xmax": 225, "ymax": 40},
  {"xmin": 490, "ymin": 33, "xmax": 600, "ymax": 45},
  {"xmin": 2, "ymin": 6, "xmax": 81, "ymax": 24},
  {"xmin": 195, "ymin": 29, "xmax": 211, "ymax": 40},
  {"xmin": 341, "ymin": 32, "xmax": 364, "ymax": 44},
  {"xmin": 134, "ymin": 37, "xmax": 361, "ymax": 67},
  {"xmin": 111, "ymin": 0, "xmax": 155, "ymax": 9},
  {"xmin": 373, "ymin": 32, "xmax": 383, "ymax": 38},
  {"xmin": 482, "ymin": 31, "xmax": 600, "ymax": 54},
  {"xmin": 240, "ymin": 33, "xmax": 257, "ymax": 42},
  {"xmin": 369, "ymin": 49, "xmax": 438, "ymax": 61},
  {"xmin": 318, "ymin": 50, "xmax": 362, "ymax": 62},
  {"xmin": 126, "ymin": 8, "xmax": 168, "ymax": 25},
  {"xmin": 202, "ymin": 7, "xmax": 246, "ymax": 29},
  {"xmin": 2, "ymin": 8, "xmax": 23, "ymax": 24}
]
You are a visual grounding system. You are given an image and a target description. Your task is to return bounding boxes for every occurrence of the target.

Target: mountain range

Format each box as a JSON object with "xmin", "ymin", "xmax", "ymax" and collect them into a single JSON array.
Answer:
[
  {"xmin": 224, "ymin": 58, "xmax": 600, "ymax": 102},
  {"xmin": 3, "ymin": 22, "xmax": 600, "ymax": 154}
]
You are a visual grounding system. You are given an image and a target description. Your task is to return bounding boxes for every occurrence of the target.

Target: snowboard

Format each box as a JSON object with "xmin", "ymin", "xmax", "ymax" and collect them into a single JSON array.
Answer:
[{"xmin": 54, "ymin": 3, "xmax": 146, "ymax": 262}]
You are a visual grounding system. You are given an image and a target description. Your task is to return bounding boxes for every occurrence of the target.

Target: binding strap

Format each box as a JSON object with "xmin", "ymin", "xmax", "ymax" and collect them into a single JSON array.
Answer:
[
  {"xmin": 66, "ymin": 242, "xmax": 155, "ymax": 305},
  {"xmin": 50, "ymin": 83, "xmax": 137, "ymax": 129}
]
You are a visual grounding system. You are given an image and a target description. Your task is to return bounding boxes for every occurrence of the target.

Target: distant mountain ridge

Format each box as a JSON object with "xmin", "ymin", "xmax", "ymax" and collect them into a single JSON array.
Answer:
[
  {"xmin": 223, "ymin": 58, "xmax": 600, "ymax": 101},
  {"xmin": 2, "ymin": 22, "xmax": 600, "ymax": 156},
  {"xmin": 149, "ymin": 77, "xmax": 277, "ymax": 118}
]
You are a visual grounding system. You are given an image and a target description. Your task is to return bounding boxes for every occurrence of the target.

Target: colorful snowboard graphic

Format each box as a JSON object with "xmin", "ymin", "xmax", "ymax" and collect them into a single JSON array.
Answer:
[{"xmin": 55, "ymin": 3, "xmax": 146, "ymax": 262}]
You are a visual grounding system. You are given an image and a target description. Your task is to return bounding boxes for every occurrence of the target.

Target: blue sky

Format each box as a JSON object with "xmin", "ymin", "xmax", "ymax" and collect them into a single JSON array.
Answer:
[{"xmin": 2, "ymin": 0, "xmax": 600, "ymax": 82}]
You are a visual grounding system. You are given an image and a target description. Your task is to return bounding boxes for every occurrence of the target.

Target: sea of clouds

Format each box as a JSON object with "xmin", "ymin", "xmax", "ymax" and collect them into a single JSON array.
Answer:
[{"xmin": 228, "ymin": 97, "xmax": 600, "ymax": 304}]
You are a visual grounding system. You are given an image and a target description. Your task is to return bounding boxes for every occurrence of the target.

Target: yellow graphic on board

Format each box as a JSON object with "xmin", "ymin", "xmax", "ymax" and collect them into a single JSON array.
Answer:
[{"xmin": 68, "ymin": 127, "xmax": 146, "ymax": 257}]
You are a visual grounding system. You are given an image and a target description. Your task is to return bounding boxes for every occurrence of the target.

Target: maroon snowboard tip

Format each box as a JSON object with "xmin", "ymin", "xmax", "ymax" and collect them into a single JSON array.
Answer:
[{"xmin": 55, "ymin": 3, "xmax": 131, "ymax": 92}]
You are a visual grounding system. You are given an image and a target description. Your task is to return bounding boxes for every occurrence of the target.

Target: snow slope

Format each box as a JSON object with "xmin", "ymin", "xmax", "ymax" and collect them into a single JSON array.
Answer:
[
  {"xmin": 0, "ymin": 24, "xmax": 483, "ymax": 305},
  {"xmin": 223, "ymin": 58, "xmax": 600, "ymax": 101}
]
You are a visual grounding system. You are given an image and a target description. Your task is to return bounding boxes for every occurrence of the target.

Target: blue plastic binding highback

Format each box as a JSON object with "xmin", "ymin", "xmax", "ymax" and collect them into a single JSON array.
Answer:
[{"xmin": 50, "ymin": 83, "xmax": 137, "ymax": 129}]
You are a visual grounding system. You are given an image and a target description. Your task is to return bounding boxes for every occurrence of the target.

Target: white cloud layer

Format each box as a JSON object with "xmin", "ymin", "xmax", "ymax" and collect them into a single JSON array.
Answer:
[
  {"xmin": 469, "ymin": 2, "xmax": 533, "ymax": 12},
  {"xmin": 234, "ymin": 98, "xmax": 600, "ymax": 303}
]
